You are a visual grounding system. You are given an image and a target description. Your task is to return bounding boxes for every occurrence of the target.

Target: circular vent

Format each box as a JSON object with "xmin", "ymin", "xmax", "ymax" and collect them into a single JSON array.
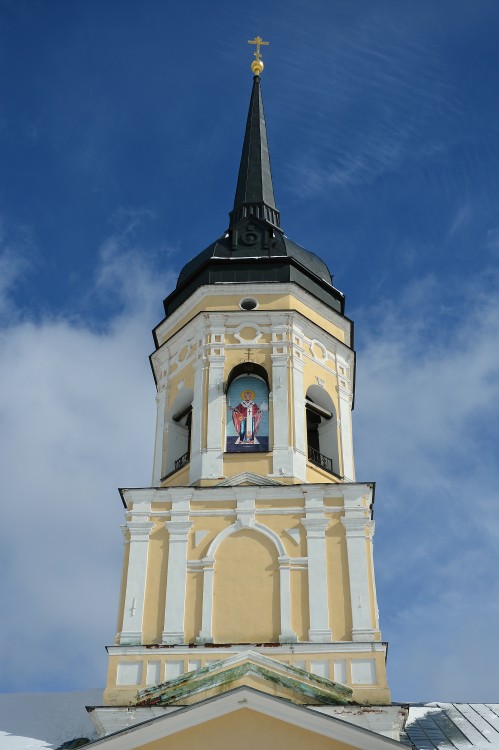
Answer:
[{"xmin": 240, "ymin": 297, "xmax": 258, "ymax": 311}]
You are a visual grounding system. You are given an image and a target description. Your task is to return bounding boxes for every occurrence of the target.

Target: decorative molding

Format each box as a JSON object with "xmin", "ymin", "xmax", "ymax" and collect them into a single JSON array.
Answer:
[
  {"xmin": 216, "ymin": 472, "xmax": 282, "ymax": 486},
  {"xmin": 284, "ymin": 527, "xmax": 301, "ymax": 545},
  {"xmin": 194, "ymin": 530, "xmax": 209, "ymax": 547}
]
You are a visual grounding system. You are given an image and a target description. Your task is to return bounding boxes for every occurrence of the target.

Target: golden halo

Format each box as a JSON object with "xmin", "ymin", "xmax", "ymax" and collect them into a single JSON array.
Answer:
[{"xmin": 240, "ymin": 389, "xmax": 255, "ymax": 400}]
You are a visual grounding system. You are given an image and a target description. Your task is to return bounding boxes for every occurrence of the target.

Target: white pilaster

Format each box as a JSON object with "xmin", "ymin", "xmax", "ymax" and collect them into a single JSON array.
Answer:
[
  {"xmin": 301, "ymin": 489, "xmax": 332, "ymax": 642},
  {"xmin": 271, "ymin": 348, "xmax": 293, "ymax": 477},
  {"xmin": 341, "ymin": 496, "xmax": 376, "ymax": 641},
  {"xmin": 119, "ymin": 506, "xmax": 154, "ymax": 645},
  {"xmin": 162, "ymin": 496, "xmax": 192, "ymax": 644},
  {"xmin": 278, "ymin": 557, "xmax": 297, "ymax": 642},
  {"xmin": 152, "ymin": 386, "xmax": 167, "ymax": 485},
  {"xmin": 197, "ymin": 557, "xmax": 215, "ymax": 644},
  {"xmin": 201, "ymin": 347, "xmax": 225, "ymax": 479},
  {"xmin": 337, "ymin": 383, "xmax": 355, "ymax": 481},
  {"xmin": 291, "ymin": 353, "xmax": 307, "ymax": 481},
  {"xmin": 189, "ymin": 352, "xmax": 206, "ymax": 483}
]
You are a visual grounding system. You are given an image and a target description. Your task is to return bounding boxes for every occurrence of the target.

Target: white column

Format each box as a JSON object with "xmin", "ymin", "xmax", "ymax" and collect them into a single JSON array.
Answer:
[
  {"xmin": 271, "ymin": 350, "xmax": 293, "ymax": 477},
  {"xmin": 341, "ymin": 515, "xmax": 376, "ymax": 641},
  {"xmin": 120, "ymin": 514, "xmax": 154, "ymax": 645},
  {"xmin": 291, "ymin": 354, "xmax": 307, "ymax": 481},
  {"xmin": 302, "ymin": 517, "xmax": 332, "ymax": 642},
  {"xmin": 152, "ymin": 386, "xmax": 167, "ymax": 485},
  {"xmin": 162, "ymin": 496, "xmax": 192, "ymax": 644},
  {"xmin": 202, "ymin": 349, "xmax": 225, "ymax": 478},
  {"xmin": 189, "ymin": 352, "xmax": 206, "ymax": 483},
  {"xmin": 197, "ymin": 557, "xmax": 215, "ymax": 644},
  {"xmin": 338, "ymin": 384, "xmax": 355, "ymax": 481},
  {"xmin": 278, "ymin": 557, "xmax": 297, "ymax": 642}
]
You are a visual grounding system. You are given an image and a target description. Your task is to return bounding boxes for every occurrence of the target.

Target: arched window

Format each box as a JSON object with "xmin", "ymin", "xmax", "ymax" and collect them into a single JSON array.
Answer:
[
  {"xmin": 164, "ymin": 387, "xmax": 193, "ymax": 477},
  {"xmin": 226, "ymin": 366, "xmax": 269, "ymax": 453},
  {"xmin": 305, "ymin": 385, "xmax": 340, "ymax": 476}
]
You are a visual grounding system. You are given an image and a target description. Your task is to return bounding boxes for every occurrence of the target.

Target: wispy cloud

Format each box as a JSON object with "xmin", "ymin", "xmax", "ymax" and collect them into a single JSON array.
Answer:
[
  {"xmin": 0, "ymin": 221, "xmax": 175, "ymax": 692},
  {"xmin": 0, "ymin": 220, "xmax": 35, "ymax": 319},
  {"xmin": 353, "ymin": 268, "xmax": 499, "ymax": 700},
  {"xmin": 271, "ymin": 9, "xmax": 460, "ymax": 194}
]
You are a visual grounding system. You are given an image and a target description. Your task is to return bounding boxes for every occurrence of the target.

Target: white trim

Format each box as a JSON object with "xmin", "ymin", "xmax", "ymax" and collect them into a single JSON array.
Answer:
[
  {"xmin": 108, "ymin": 640, "xmax": 388, "ymax": 656},
  {"xmin": 152, "ymin": 387, "xmax": 167, "ymax": 485},
  {"xmin": 162, "ymin": 497, "xmax": 192, "ymax": 644},
  {"xmin": 154, "ymin": 282, "xmax": 352, "ymax": 349},
  {"xmin": 196, "ymin": 520, "xmax": 295, "ymax": 643},
  {"xmin": 89, "ymin": 687, "xmax": 402, "ymax": 750},
  {"xmin": 121, "ymin": 483, "xmax": 374, "ymax": 506},
  {"xmin": 203, "ymin": 349, "xmax": 225, "ymax": 478},
  {"xmin": 302, "ymin": 490, "xmax": 332, "ymax": 641},
  {"xmin": 291, "ymin": 353, "xmax": 307, "ymax": 480},
  {"xmin": 338, "ymin": 382, "xmax": 355, "ymax": 481},
  {"xmin": 119, "ymin": 512, "xmax": 154, "ymax": 645},
  {"xmin": 206, "ymin": 520, "xmax": 286, "ymax": 558},
  {"xmin": 341, "ymin": 515, "xmax": 376, "ymax": 641},
  {"xmin": 188, "ymin": 354, "xmax": 205, "ymax": 483},
  {"xmin": 217, "ymin": 472, "xmax": 282, "ymax": 486}
]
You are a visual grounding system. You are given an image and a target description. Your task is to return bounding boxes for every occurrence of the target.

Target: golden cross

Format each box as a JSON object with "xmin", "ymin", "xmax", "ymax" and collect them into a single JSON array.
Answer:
[{"xmin": 248, "ymin": 36, "xmax": 269, "ymax": 61}]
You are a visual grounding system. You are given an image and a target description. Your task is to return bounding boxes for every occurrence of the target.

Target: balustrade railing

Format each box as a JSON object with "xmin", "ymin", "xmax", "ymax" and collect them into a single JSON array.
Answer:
[
  {"xmin": 307, "ymin": 445, "xmax": 334, "ymax": 475},
  {"xmin": 174, "ymin": 451, "xmax": 190, "ymax": 471}
]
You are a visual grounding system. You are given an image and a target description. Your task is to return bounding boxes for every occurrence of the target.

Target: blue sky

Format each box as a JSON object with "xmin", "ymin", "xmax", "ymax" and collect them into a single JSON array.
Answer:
[{"xmin": 1, "ymin": 0, "xmax": 499, "ymax": 702}]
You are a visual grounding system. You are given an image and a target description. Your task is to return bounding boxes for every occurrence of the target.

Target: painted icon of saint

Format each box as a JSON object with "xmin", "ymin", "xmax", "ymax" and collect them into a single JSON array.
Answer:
[{"xmin": 229, "ymin": 389, "xmax": 267, "ymax": 445}]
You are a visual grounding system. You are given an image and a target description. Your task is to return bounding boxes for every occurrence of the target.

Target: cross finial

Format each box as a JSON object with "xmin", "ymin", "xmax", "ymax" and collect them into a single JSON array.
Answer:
[{"xmin": 248, "ymin": 36, "xmax": 269, "ymax": 76}]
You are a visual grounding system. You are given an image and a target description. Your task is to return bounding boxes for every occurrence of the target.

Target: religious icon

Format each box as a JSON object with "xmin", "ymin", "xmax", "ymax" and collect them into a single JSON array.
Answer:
[
  {"xmin": 230, "ymin": 389, "xmax": 263, "ymax": 444},
  {"xmin": 226, "ymin": 376, "xmax": 269, "ymax": 453}
]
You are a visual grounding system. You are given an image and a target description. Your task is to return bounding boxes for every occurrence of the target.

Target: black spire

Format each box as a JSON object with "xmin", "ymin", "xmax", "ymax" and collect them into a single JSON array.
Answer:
[{"xmin": 229, "ymin": 75, "xmax": 280, "ymax": 229}]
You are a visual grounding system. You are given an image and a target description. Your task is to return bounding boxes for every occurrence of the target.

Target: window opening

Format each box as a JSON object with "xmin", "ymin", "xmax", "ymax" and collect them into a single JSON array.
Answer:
[{"xmin": 305, "ymin": 387, "xmax": 340, "ymax": 477}]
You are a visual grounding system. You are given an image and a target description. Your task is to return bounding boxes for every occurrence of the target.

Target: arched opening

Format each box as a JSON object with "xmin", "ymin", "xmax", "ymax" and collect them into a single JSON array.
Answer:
[
  {"xmin": 164, "ymin": 387, "xmax": 193, "ymax": 477},
  {"xmin": 226, "ymin": 367, "xmax": 269, "ymax": 453},
  {"xmin": 225, "ymin": 362, "xmax": 270, "ymax": 391},
  {"xmin": 212, "ymin": 529, "xmax": 280, "ymax": 643},
  {"xmin": 306, "ymin": 385, "xmax": 340, "ymax": 476}
]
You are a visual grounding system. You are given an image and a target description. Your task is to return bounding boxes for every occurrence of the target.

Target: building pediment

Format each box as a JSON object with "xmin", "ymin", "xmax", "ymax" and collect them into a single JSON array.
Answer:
[
  {"xmin": 89, "ymin": 687, "xmax": 404, "ymax": 750},
  {"xmin": 216, "ymin": 472, "xmax": 283, "ymax": 486},
  {"xmin": 136, "ymin": 650, "xmax": 352, "ymax": 707}
]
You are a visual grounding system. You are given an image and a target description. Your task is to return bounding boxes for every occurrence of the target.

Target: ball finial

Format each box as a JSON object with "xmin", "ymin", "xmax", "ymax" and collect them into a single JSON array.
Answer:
[
  {"xmin": 251, "ymin": 59, "xmax": 264, "ymax": 76},
  {"xmin": 248, "ymin": 36, "xmax": 269, "ymax": 76}
]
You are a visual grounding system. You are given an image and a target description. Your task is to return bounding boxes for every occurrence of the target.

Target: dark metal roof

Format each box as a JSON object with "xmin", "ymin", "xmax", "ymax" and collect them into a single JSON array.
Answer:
[
  {"xmin": 170, "ymin": 75, "xmax": 342, "ymax": 319},
  {"xmin": 230, "ymin": 75, "xmax": 279, "ymax": 229},
  {"xmin": 176, "ymin": 233, "xmax": 332, "ymax": 288}
]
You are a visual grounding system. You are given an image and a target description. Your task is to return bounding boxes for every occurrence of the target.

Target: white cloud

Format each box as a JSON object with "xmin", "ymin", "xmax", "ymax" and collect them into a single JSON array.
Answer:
[
  {"xmin": 0, "ymin": 227, "xmax": 176, "ymax": 692},
  {"xmin": 353, "ymin": 270, "xmax": 499, "ymax": 700},
  {"xmin": 1, "ymin": 218, "xmax": 498, "ymax": 703}
]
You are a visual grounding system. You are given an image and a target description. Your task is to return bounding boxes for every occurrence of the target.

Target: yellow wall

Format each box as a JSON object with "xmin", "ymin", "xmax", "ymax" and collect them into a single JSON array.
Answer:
[
  {"xmin": 212, "ymin": 530, "xmax": 280, "ymax": 642},
  {"xmin": 138, "ymin": 708, "xmax": 362, "ymax": 750},
  {"xmin": 157, "ymin": 289, "xmax": 350, "ymax": 346}
]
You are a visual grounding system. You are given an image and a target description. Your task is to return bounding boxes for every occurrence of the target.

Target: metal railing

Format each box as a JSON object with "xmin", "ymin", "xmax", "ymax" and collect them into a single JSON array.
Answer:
[
  {"xmin": 174, "ymin": 451, "xmax": 190, "ymax": 471},
  {"xmin": 308, "ymin": 445, "xmax": 334, "ymax": 474}
]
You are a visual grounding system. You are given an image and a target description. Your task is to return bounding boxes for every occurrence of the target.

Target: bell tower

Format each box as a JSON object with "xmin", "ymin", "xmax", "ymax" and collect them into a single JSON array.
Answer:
[{"xmin": 101, "ymin": 44, "xmax": 390, "ymax": 715}]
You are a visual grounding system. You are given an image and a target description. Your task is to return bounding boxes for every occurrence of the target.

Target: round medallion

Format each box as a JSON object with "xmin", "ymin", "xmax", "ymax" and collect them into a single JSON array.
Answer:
[{"xmin": 241, "ymin": 232, "xmax": 258, "ymax": 245}]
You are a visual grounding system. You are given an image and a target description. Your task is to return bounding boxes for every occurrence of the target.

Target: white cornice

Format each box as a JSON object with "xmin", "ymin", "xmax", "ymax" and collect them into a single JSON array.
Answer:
[
  {"xmin": 154, "ymin": 282, "xmax": 352, "ymax": 348},
  {"xmin": 121, "ymin": 483, "xmax": 374, "ymax": 509},
  {"xmin": 107, "ymin": 641, "xmax": 387, "ymax": 656},
  {"xmin": 88, "ymin": 686, "xmax": 401, "ymax": 750}
]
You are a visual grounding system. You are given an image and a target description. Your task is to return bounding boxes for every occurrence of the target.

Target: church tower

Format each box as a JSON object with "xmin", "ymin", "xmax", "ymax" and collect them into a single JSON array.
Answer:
[{"xmin": 100, "ymin": 43, "xmax": 390, "ymax": 719}]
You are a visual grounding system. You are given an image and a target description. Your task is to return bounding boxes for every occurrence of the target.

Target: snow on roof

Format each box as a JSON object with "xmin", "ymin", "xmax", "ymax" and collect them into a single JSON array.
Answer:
[
  {"xmin": 403, "ymin": 703, "xmax": 499, "ymax": 750},
  {"xmin": 0, "ymin": 689, "xmax": 102, "ymax": 750}
]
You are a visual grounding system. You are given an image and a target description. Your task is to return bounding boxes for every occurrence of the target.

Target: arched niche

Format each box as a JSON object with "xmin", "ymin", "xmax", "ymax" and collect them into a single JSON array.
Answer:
[
  {"xmin": 226, "ymin": 367, "xmax": 270, "ymax": 453},
  {"xmin": 164, "ymin": 387, "xmax": 194, "ymax": 476},
  {"xmin": 225, "ymin": 362, "xmax": 270, "ymax": 391},
  {"xmin": 305, "ymin": 384, "xmax": 340, "ymax": 476},
  {"xmin": 212, "ymin": 529, "xmax": 280, "ymax": 643}
]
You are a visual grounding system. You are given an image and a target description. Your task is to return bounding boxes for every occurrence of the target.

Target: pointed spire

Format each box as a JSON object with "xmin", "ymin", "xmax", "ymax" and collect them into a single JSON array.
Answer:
[{"xmin": 229, "ymin": 75, "xmax": 280, "ymax": 229}]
